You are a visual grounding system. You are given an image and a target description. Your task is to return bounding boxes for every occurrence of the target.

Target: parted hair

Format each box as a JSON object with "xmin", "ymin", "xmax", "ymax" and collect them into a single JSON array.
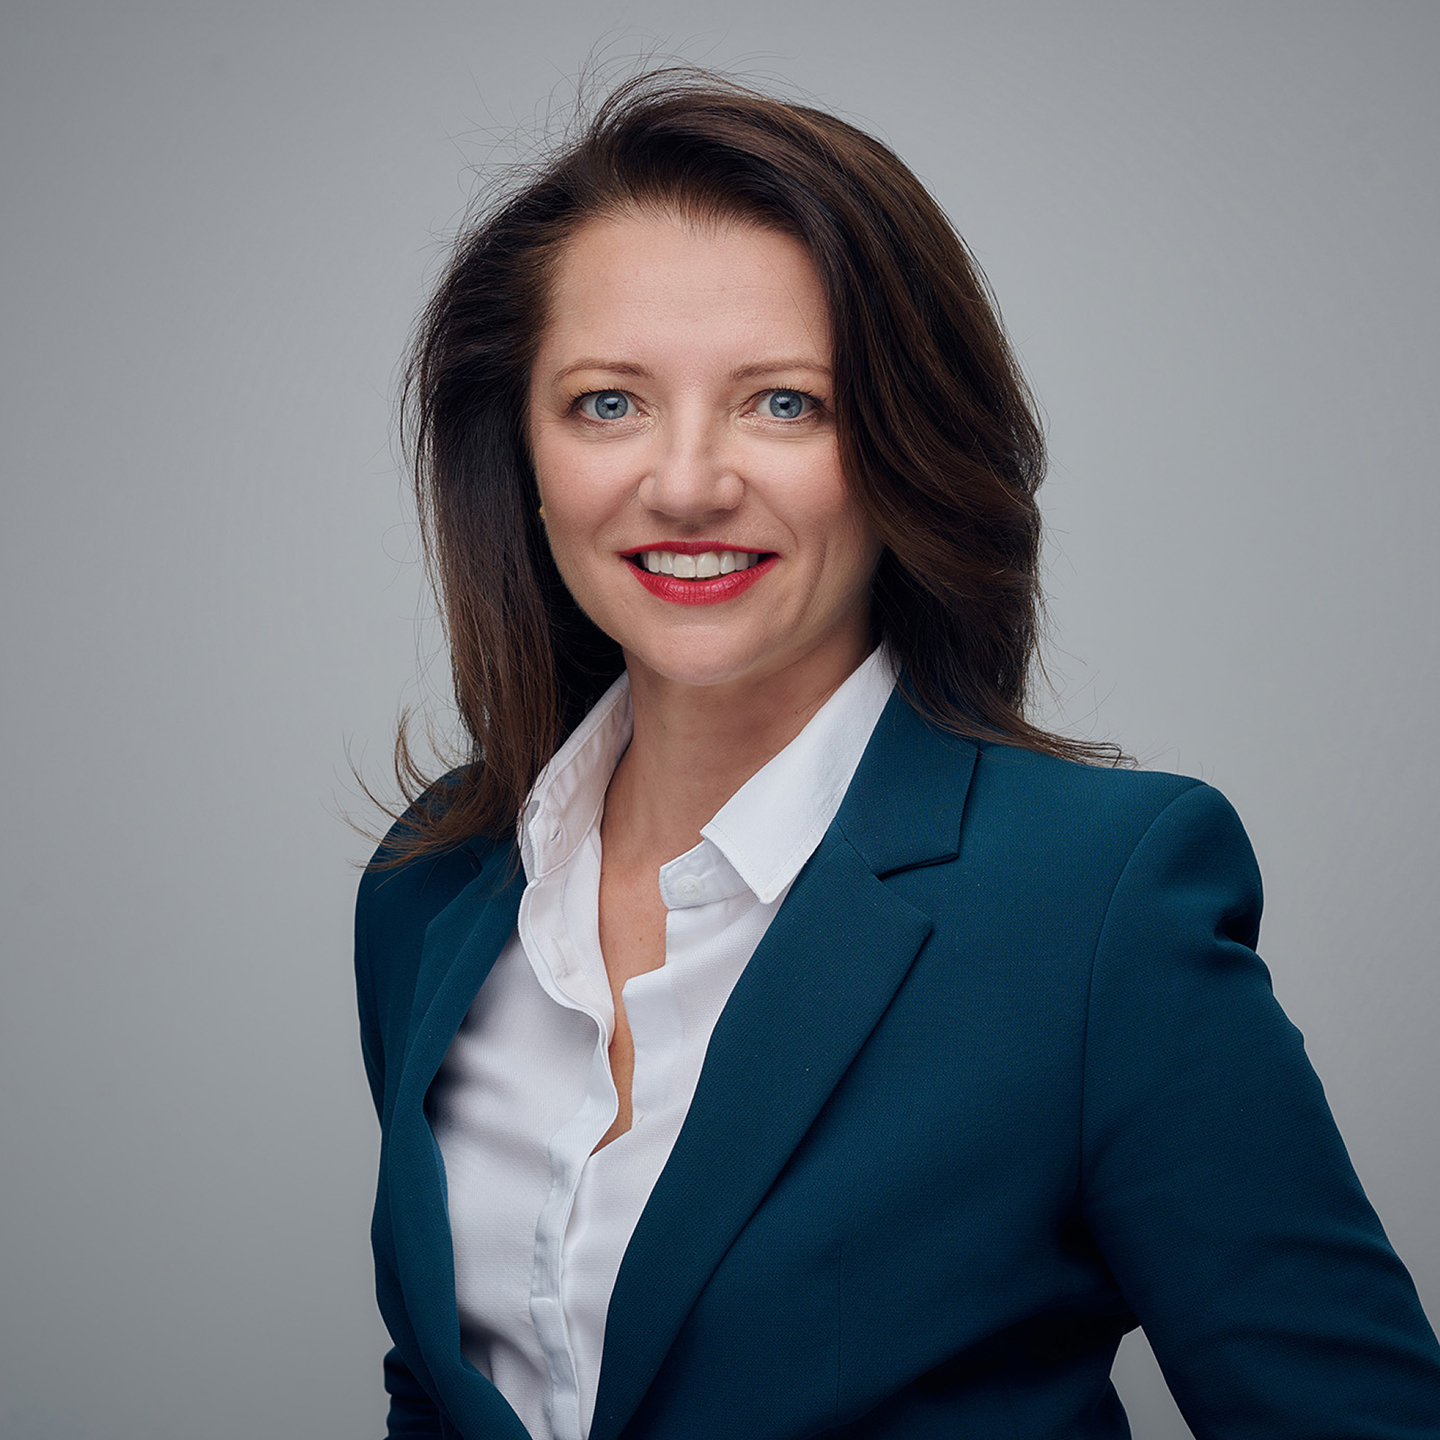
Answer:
[{"xmin": 382, "ymin": 69, "xmax": 1116, "ymax": 861}]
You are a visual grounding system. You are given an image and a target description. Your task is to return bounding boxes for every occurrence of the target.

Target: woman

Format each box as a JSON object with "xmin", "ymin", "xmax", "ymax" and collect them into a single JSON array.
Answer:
[{"xmin": 356, "ymin": 73, "xmax": 1440, "ymax": 1440}]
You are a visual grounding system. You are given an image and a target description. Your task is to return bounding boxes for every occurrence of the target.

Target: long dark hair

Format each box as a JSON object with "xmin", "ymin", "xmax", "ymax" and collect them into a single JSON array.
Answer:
[{"xmin": 381, "ymin": 69, "xmax": 1118, "ymax": 861}]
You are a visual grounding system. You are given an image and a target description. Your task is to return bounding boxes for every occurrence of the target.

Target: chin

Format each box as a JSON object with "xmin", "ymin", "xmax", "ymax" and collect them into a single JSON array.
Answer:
[{"xmin": 621, "ymin": 637, "xmax": 782, "ymax": 692}]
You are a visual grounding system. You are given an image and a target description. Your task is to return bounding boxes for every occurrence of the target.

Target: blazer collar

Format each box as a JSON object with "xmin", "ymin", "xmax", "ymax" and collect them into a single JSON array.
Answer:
[
  {"xmin": 833, "ymin": 680, "xmax": 978, "ymax": 877},
  {"xmin": 591, "ymin": 690, "xmax": 977, "ymax": 1440}
]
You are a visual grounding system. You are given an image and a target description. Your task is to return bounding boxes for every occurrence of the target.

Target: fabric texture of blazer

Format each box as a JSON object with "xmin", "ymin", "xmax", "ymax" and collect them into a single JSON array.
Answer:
[{"xmin": 355, "ymin": 688, "xmax": 1440, "ymax": 1439}]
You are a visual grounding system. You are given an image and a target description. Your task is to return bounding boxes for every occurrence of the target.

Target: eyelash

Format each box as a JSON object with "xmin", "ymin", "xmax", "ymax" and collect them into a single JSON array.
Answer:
[{"xmin": 568, "ymin": 388, "xmax": 826, "ymax": 421}]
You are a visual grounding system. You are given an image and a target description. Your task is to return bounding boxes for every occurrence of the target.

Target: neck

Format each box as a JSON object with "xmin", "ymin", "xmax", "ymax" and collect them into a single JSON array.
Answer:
[{"xmin": 600, "ymin": 639, "xmax": 873, "ymax": 873}]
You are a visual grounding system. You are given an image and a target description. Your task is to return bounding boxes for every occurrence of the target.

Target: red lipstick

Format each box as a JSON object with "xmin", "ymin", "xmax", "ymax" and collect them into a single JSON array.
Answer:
[{"xmin": 618, "ymin": 543, "xmax": 778, "ymax": 606}]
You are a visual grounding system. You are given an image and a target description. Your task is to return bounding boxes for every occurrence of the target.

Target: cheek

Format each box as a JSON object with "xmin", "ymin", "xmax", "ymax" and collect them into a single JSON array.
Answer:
[
  {"xmin": 528, "ymin": 420, "xmax": 570, "ymax": 503},
  {"xmin": 531, "ymin": 449, "xmax": 639, "ymax": 625},
  {"xmin": 795, "ymin": 468, "xmax": 877, "ymax": 568},
  {"xmin": 532, "ymin": 430, "xmax": 618, "ymax": 531},
  {"xmin": 816, "ymin": 493, "xmax": 883, "ymax": 598}
]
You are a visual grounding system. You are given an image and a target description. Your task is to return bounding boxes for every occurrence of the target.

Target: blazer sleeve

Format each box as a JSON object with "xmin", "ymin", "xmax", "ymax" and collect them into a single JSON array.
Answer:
[
  {"xmin": 382, "ymin": 1346, "xmax": 445, "ymax": 1438},
  {"xmin": 1079, "ymin": 781, "xmax": 1440, "ymax": 1437},
  {"xmin": 354, "ymin": 872, "xmax": 385, "ymax": 1119},
  {"xmin": 356, "ymin": 869, "xmax": 446, "ymax": 1440}
]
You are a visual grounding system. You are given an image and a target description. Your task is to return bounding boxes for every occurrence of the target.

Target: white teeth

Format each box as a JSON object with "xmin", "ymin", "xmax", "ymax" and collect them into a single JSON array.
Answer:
[{"xmin": 637, "ymin": 549, "xmax": 762, "ymax": 578}]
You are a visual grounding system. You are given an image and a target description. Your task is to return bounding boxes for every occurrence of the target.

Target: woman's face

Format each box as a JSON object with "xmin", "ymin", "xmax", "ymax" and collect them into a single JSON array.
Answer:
[{"xmin": 527, "ymin": 209, "xmax": 882, "ymax": 699}]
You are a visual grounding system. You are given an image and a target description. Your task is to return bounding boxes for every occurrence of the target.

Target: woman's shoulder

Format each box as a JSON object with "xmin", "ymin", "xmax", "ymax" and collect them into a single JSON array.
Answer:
[
  {"xmin": 356, "ymin": 769, "xmax": 514, "ymax": 934},
  {"xmin": 964, "ymin": 739, "xmax": 1253, "ymax": 878},
  {"xmin": 353, "ymin": 773, "xmax": 520, "ymax": 1059},
  {"xmin": 971, "ymin": 738, "xmax": 1219, "ymax": 819},
  {"xmin": 924, "ymin": 742, "xmax": 1264, "ymax": 969}
]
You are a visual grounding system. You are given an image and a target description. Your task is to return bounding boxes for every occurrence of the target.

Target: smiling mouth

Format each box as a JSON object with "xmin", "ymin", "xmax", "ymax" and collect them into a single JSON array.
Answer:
[{"xmin": 627, "ymin": 548, "xmax": 770, "ymax": 579}]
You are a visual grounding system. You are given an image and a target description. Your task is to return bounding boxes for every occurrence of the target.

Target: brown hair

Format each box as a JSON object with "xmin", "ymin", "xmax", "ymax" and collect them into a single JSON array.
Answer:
[{"xmin": 380, "ymin": 69, "xmax": 1118, "ymax": 861}]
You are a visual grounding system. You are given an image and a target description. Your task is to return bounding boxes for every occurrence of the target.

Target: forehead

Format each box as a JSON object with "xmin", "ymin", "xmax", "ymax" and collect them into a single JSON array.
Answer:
[{"xmin": 536, "ymin": 210, "xmax": 832, "ymax": 363}]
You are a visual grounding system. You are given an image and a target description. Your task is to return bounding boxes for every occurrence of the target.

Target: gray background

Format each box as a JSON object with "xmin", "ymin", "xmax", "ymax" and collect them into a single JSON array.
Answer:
[{"xmin": 2, "ymin": 3, "xmax": 1436, "ymax": 1437}]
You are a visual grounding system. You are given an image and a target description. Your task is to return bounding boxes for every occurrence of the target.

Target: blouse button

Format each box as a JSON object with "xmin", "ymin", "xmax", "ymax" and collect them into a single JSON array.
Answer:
[{"xmin": 674, "ymin": 875, "xmax": 704, "ymax": 904}]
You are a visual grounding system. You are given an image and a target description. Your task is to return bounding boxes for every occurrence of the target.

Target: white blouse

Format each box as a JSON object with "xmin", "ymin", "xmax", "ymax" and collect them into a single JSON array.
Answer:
[{"xmin": 428, "ymin": 648, "xmax": 898, "ymax": 1440}]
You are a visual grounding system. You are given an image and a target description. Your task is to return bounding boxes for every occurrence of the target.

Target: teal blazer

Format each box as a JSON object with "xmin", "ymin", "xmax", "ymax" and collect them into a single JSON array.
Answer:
[{"xmin": 356, "ymin": 690, "xmax": 1440, "ymax": 1439}]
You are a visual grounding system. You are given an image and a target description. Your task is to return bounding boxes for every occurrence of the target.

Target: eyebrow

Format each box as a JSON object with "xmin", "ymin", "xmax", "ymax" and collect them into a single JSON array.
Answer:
[
  {"xmin": 548, "ymin": 358, "xmax": 833, "ymax": 386},
  {"xmin": 730, "ymin": 359, "xmax": 832, "ymax": 382}
]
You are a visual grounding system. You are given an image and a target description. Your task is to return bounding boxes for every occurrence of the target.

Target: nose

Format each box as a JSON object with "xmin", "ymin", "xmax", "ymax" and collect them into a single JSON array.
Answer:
[{"xmin": 636, "ymin": 407, "xmax": 744, "ymax": 519}]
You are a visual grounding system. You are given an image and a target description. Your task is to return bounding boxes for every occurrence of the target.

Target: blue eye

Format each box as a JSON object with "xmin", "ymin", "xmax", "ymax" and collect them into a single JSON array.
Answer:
[
  {"xmin": 580, "ymin": 391, "xmax": 631, "ymax": 420},
  {"xmin": 764, "ymin": 389, "xmax": 812, "ymax": 419}
]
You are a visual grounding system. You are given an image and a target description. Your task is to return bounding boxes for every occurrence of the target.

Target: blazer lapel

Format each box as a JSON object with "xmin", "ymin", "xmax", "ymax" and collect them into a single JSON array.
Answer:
[
  {"xmin": 386, "ymin": 857, "xmax": 534, "ymax": 1440},
  {"xmin": 591, "ymin": 693, "xmax": 978, "ymax": 1440}
]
